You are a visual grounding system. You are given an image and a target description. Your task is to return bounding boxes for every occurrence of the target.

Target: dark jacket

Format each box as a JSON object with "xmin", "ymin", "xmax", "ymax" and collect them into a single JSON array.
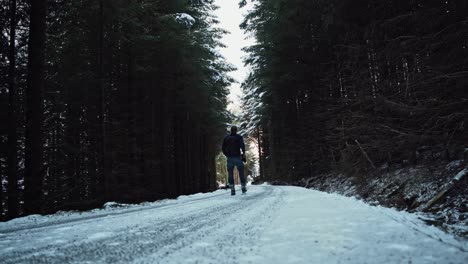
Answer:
[{"xmin": 222, "ymin": 133, "xmax": 245, "ymax": 158}]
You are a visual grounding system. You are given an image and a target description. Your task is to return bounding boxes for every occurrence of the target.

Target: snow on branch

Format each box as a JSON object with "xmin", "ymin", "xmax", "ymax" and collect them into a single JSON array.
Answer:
[{"xmin": 174, "ymin": 13, "xmax": 196, "ymax": 28}]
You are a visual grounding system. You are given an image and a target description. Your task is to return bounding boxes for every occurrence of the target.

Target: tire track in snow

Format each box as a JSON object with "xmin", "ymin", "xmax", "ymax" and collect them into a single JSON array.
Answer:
[
  {"xmin": 143, "ymin": 186, "xmax": 284, "ymax": 264},
  {"xmin": 0, "ymin": 185, "xmax": 282, "ymax": 264},
  {"xmin": 0, "ymin": 190, "xmax": 230, "ymax": 234}
]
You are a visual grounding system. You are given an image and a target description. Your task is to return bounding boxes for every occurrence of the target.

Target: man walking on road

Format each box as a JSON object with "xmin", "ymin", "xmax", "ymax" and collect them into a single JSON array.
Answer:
[{"xmin": 222, "ymin": 126, "xmax": 247, "ymax": 195}]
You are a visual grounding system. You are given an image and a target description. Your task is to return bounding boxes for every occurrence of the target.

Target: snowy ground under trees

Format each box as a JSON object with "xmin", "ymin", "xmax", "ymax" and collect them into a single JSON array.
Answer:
[{"xmin": 0, "ymin": 185, "xmax": 466, "ymax": 263}]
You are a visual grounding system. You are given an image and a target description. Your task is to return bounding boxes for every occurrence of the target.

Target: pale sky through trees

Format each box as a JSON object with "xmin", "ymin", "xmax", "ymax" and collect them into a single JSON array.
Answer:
[{"xmin": 213, "ymin": 0, "xmax": 254, "ymax": 114}]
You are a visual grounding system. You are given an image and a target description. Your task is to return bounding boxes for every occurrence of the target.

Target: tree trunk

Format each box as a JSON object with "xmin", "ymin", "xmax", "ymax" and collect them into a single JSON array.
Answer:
[
  {"xmin": 7, "ymin": 0, "xmax": 19, "ymax": 219},
  {"xmin": 97, "ymin": 0, "xmax": 109, "ymax": 201},
  {"xmin": 65, "ymin": 105, "xmax": 80, "ymax": 203},
  {"xmin": 256, "ymin": 128, "xmax": 263, "ymax": 181},
  {"xmin": 24, "ymin": 0, "xmax": 47, "ymax": 215},
  {"xmin": 127, "ymin": 47, "xmax": 137, "ymax": 196}
]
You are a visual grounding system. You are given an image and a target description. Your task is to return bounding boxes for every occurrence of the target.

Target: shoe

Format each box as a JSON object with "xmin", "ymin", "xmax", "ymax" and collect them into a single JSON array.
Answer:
[
  {"xmin": 231, "ymin": 189, "xmax": 236, "ymax": 196},
  {"xmin": 241, "ymin": 185, "xmax": 247, "ymax": 194}
]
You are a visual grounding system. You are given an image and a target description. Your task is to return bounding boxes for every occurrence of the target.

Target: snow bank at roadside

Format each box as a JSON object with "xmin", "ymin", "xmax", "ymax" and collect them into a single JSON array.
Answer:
[
  {"xmin": 301, "ymin": 162, "xmax": 468, "ymax": 238},
  {"xmin": 0, "ymin": 189, "xmax": 227, "ymax": 233}
]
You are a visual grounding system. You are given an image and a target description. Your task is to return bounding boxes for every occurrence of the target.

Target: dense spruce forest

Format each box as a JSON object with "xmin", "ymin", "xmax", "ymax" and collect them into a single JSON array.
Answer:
[
  {"xmin": 1, "ymin": 0, "xmax": 467, "ymax": 221},
  {"xmin": 0, "ymin": 0, "xmax": 234, "ymax": 220},
  {"xmin": 240, "ymin": 0, "xmax": 467, "ymax": 182}
]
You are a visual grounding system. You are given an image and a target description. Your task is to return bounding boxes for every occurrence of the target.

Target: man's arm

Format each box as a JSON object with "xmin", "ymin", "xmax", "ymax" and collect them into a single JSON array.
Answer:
[
  {"xmin": 240, "ymin": 136, "xmax": 246, "ymax": 155},
  {"xmin": 222, "ymin": 137, "xmax": 227, "ymax": 156}
]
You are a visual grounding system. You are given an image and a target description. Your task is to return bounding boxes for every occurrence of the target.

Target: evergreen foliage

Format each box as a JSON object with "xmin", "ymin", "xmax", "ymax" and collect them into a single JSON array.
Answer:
[
  {"xmin": 240, "ymin": 0, "xmax": 467, "ymax": 182},
  {"xmin": 0, "ymin": 0, "xmax": 233, "ymax": 219}
]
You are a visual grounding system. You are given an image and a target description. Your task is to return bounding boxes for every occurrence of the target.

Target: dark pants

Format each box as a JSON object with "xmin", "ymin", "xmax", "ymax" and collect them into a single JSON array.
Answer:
[{"xmin": 227, "ymin": 157, "xmax": 246, "ymax": 186}]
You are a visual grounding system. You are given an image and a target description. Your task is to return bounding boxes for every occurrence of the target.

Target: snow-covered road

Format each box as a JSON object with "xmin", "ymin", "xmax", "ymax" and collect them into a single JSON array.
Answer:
[{"xmin": 0, "ymin": 185, "xmax": 467, "ymax": 264}]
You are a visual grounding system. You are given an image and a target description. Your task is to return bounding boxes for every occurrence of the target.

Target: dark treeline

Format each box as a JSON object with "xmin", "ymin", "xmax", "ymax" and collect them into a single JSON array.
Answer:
[
  {"xmin": 240, "ymin": 0, "xmax": 467, "ymax": 182},
  {"xmin": 0, "ymin": 0, "xmax": 233, "ymax": 220}
]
